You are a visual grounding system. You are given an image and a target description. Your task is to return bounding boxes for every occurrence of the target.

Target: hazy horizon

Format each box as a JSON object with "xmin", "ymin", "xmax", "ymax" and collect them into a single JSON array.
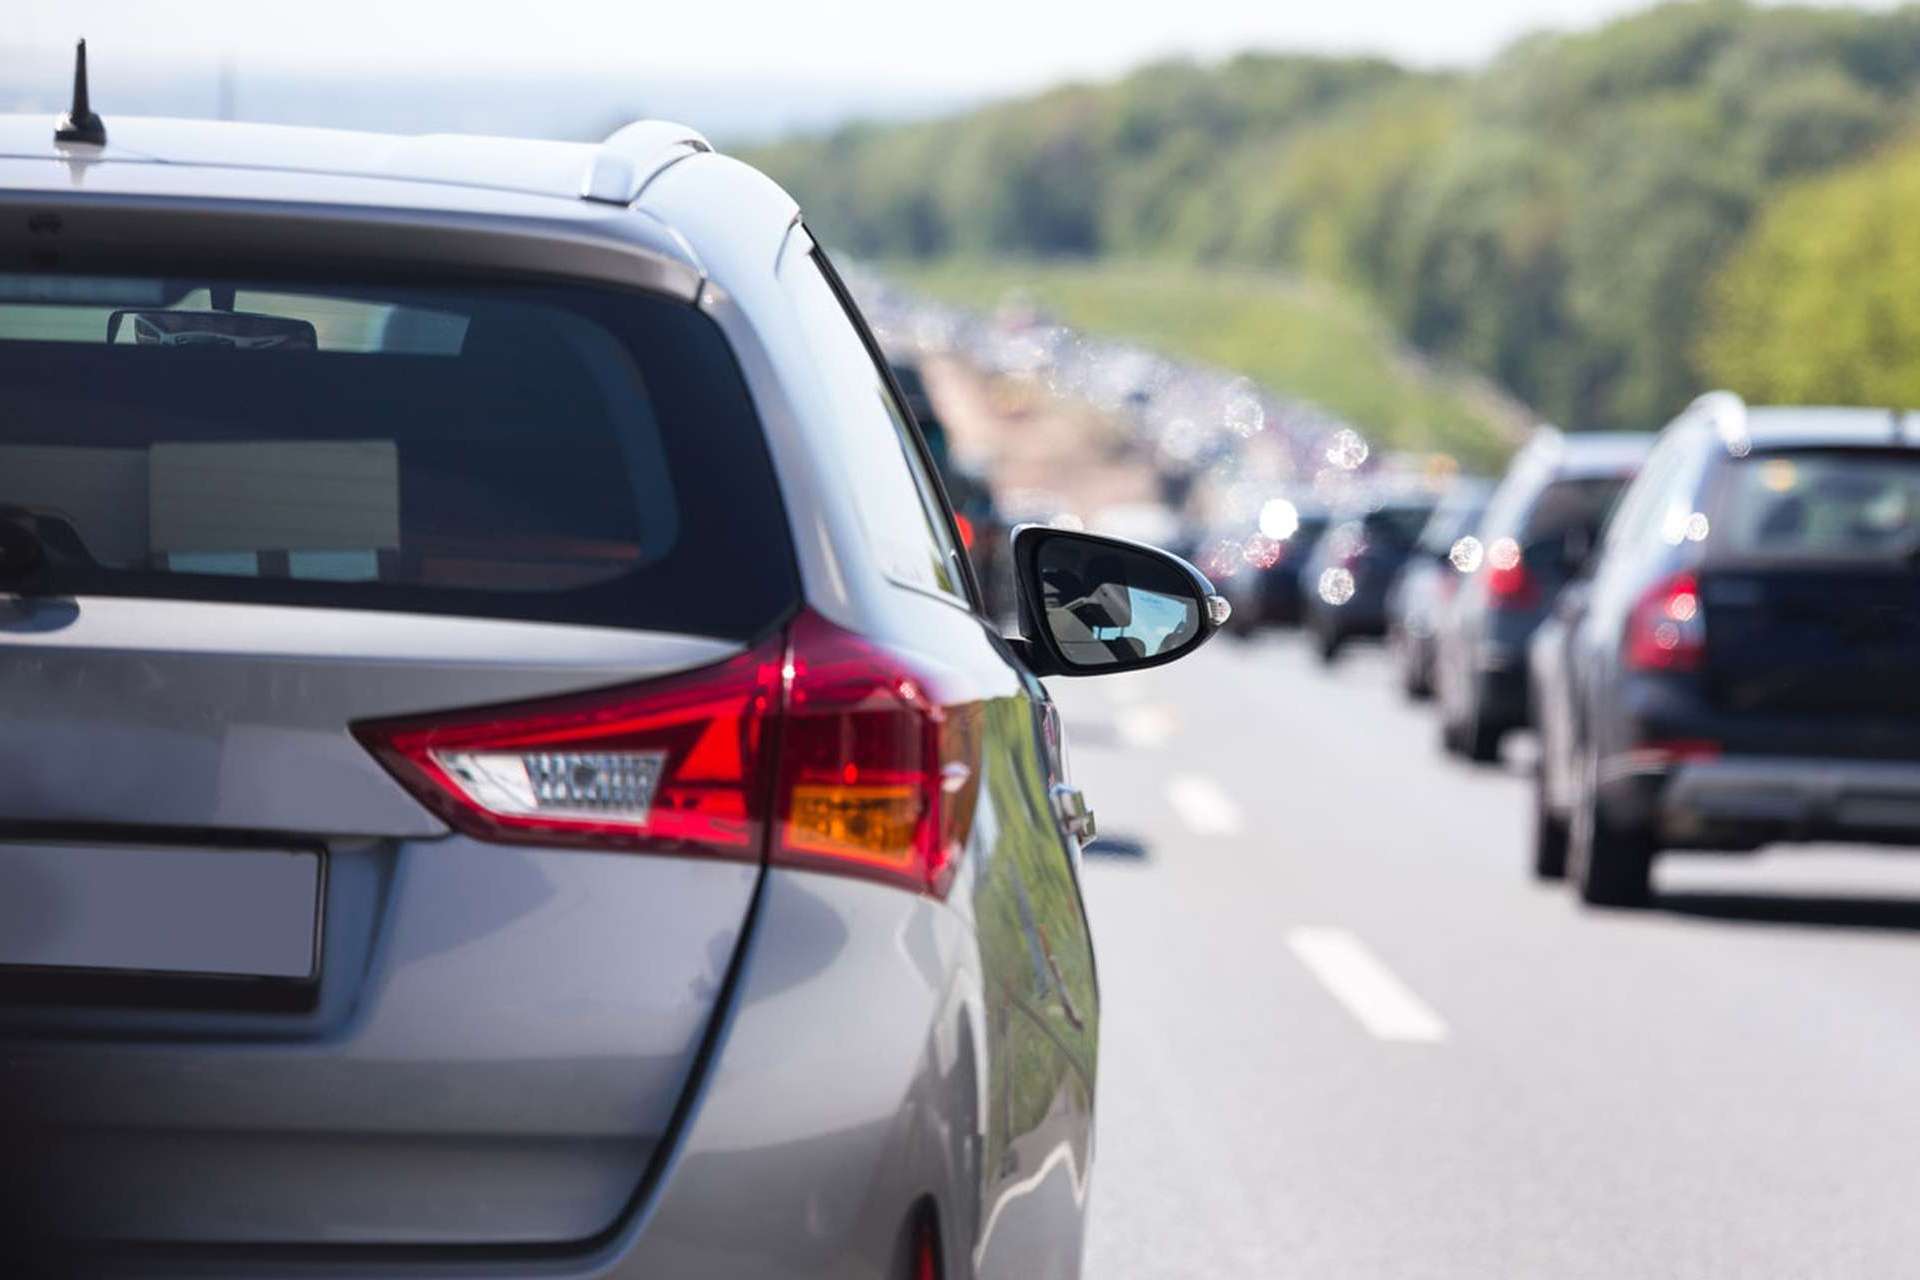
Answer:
[{"xmin": 6, "ymin": 0, "xmax": 1904, "ymax": 144}]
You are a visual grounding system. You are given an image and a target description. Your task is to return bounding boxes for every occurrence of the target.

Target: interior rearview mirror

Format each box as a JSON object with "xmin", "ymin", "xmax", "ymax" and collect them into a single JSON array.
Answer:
[
  {"xmin": 107, "ymin": 309, "xmax": 318, "ymax": 350},
  {"xmin": 1010, "ymin": 523, "xmax": 1226, "ymax": 676}
]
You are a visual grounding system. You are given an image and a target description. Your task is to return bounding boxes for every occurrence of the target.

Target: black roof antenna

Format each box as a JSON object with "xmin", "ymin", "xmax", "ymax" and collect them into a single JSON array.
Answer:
[{"xmin": 54, "ymin": 39, "xmax": 107, "ymax": 147}]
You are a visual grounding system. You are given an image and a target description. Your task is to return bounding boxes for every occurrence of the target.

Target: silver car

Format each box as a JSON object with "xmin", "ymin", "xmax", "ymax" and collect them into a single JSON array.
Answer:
[{"xmin": 0, "ymin": 87, "xmax": 1224, "ymax": 1277}]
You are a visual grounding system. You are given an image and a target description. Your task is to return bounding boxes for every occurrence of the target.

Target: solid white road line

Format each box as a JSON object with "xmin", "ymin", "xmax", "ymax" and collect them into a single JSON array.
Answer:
[
  {"xmin": 1286, "ymin": 927, "xmax": 1449, "ymax": 1044},
  {"xmin": 1166, "ymin": 774, "xmax": 1243, "ymax": 836}
]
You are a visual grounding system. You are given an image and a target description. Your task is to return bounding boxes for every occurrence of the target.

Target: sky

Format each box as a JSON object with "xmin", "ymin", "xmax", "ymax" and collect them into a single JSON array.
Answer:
[
  {"xmin": 15, "ymin": 0, "xmax": 1710, "ymax": 84},
  {"xmin": 7, "ymin": 0, "xmax": 1900, "ymax": 141}
]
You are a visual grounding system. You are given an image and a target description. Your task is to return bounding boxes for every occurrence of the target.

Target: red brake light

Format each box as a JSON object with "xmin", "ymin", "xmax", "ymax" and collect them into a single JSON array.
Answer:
[
  {"xmin": 772, "ymin": 611, "xmax": 980, "ymax": 897},
  {"xmin": 954, "ymin": 513, "xmax": 976, "ymax": 550},
  {"xmin": 1624, "ymin": 571, "xmax": 1704, "ymax": 672},
  {"xmin": 1483, "ymin": 537, "xmax": 1538, "ymax": 609},
  {"xmin": 353, "ymin": 636, "xmax": 785, "ymax": 858},
  {"xmin": 353, "ymin": 612, "xmax": 981, "ymax": 898}
]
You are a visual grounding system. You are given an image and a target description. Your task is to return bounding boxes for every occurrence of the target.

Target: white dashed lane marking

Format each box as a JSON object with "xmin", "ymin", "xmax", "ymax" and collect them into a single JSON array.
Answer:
[
  {"xmin": 1115, "ymin": 705, "xmax": 1175, "ymax": 749},
  {"xmin": 1286, "ymin": 927, "xmax": 1449, "ymax": 1044},
  {"xmin": 1166, "ymin": 774, "xmax": 1243, "ymax": 836}
]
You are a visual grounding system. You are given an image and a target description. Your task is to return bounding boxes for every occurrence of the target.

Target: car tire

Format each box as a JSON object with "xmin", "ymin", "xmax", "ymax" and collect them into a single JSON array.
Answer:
[
  {"xmin": 1316, "ymin": 627, "xmax": 1344, "ymax": 664},
  {"xmin": 1531, "ymin": 762, "xmax": 1568, "ymax": 880},
  {"xmin": 1396, "ymin": 632, "xmax": 1433, "ymax": 701},
  {"xmin": 1569, "ymin": 755, "xmax": 1653, "ymax": 908},
  {"xmin": 1463, "ymin": 717, "xmax": 1502, "ymax": 764}
]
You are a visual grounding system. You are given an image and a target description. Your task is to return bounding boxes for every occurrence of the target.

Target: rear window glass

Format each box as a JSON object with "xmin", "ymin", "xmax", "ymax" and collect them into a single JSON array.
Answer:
[
  {"xmin": 1714, "ymin": 450, "xmax": 1920, "ymax": 559},
  {"xmin": 0, "ymin": 272, "xmax": 796, "ymax": 637},
  {"xmin": 1416, "ymin": 492, "xmax": 1488, "ymax": 553},
  {"xmin": 1362, "ymin": 505, "xmax": 1435, "ymax": 547},
  {"xmin": 1521, "ymin": 476, "xmax": 1629, "ymax": 545}
]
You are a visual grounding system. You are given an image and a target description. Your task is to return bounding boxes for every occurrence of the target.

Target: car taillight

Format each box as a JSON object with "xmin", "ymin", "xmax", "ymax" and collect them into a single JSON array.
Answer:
[
  {"xmin": 353, "ymin": 636, "xmax": 785, "ymax": 858},
  {"xmin": 1624, "ymin": 571, "xmax": 1704, "ymax": 671},
  {"xmin": 353, "ymin": 612, "xmax": 980, "ymax": 898},
  {"xmin": 772, "ymin": 610, "xmax": 980, "ymax": 898},
  {"xmin": 953, "ymin": 513, "xmax": 976, "ymax": 550},
  {"xmin": 1484, "ymin": 536, "xmax": 1537, "ymax": 609}
]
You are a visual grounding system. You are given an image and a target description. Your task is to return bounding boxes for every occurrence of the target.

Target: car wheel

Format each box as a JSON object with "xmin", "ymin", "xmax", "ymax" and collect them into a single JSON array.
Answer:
[
  {"xmin": 1456, "ymin": 680, "xmax": 1501, "ymax": 763},
  {"xmin": 1316, "ymin": 626, "xmax": 1344, "ymax": 664},
  {"xmin": 1531, "ymin": 760, "xmax": 1568, "ymax": 880},
  {"xmin": 1569, "ymin": 754, "xmax": 1653, "ymax": 908},
  {"xmin": 1464, "ymin": 716, "xmax": 1502, "ymax": 764},
  {"xmin": 1396, "ymin": 631, "xmax": 1433, "ymax": 701}
]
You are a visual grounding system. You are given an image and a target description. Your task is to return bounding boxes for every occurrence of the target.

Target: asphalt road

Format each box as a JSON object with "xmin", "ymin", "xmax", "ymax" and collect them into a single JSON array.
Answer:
[{"xmin": 1056, "ymin": 631, "xmax": 1920, "ymax": 1279}]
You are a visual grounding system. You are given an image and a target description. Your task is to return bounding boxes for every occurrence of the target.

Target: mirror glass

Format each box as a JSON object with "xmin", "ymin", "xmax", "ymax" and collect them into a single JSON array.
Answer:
[
  {"xmin": 107, "ymin": 309, "xmax": 318, "ymax": 350},
  {"xmin": 1035, "ymin": 535, "xmax": 1202, "ymax": 668}
]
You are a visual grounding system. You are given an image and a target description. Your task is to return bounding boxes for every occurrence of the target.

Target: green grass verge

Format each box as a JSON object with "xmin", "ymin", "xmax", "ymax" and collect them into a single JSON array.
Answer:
[{"xmin": 885, "ymin": 258, "xmax": 1524, "ymax": 470}]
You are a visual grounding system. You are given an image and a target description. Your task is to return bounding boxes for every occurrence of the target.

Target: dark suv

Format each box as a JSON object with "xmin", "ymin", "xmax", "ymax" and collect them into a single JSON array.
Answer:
[
  {"xmin": 1300, "ymin": 495, "xmax": 1438, "ymax": 662},
  {"xmin": 1434, "ymin": 429, "xmax": 1651, "ymax": 761},
  {"xmin": 1551, "ymin": 394, "xmax": 1920, "ymax": 906}
]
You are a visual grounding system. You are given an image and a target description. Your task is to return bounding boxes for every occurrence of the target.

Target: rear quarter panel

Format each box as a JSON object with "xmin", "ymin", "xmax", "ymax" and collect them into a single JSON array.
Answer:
[{"xmin": 615, "ymin": 589, "xmax": 1096, "ymax": 1279}]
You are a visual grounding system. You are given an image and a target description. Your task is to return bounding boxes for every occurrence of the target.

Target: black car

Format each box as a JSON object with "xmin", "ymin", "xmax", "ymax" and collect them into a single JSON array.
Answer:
[
  {"xmin": 1387, "ymin": 478, "xmax": 1492, "ymax": 699},
  {"xmin": 1214, "ymin": 500, "xmax": 1329, "ymax": 633},
  {"xmin": 1434, "ymin": 429, "xmax": 1652, "ymax": 761},
  {"xmin": 1543, "ymin": 394, "xmax": 1920, "ymax": 906},
  {"xmin": 1300, "ymin": 495, "xmax": 1438, "ymax": 662}
]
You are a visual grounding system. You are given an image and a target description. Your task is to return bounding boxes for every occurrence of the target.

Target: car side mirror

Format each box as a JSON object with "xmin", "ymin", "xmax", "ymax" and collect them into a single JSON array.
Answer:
[{"xmin": 1008, "ymin": 523, "xmax": 1227, "ymax": 676}]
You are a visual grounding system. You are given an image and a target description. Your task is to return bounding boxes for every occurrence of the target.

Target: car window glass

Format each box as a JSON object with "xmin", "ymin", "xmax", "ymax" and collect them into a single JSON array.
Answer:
[
  {"xmin": 1602, "ymin": 435, "xmax": 1685, "ymax": 555},
  {"xmin": 1715, "ymin": 451, "xmax": 1920, "ymax": 558},
  {"xmin": 1478, "ymin": 451, "xmax": 1547, "ymax": 538},
  {"xmin": 0, "ymin": 271, "xmax": 796, "ymax": 637},
  {"xmin": 1522, "ymin": 476, "xmax": 1631, "ymax": 561},
  {"xmin": 782, "ymin": 251, "xmax": 963, "ymax": 601}
]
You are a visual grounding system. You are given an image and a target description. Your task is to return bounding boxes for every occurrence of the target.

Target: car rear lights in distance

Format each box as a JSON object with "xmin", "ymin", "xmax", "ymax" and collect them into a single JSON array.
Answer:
[
  {"xmin": 1624, "ymin": 571, "xmax": 1704, "ymax": 671},
  {"xmin": 354, "ymin": 611, "xmax": 981, "ymax": 897},
  {"xmin": 1483, "ymin": 537, "xmax": 1538, "ymax": 609}
]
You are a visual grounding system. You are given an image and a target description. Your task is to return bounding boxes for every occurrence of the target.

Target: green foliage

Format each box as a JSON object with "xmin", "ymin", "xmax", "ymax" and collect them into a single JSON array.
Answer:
[
  {"xmin": 747, "ymin": 3, "xmax": 1920, "ymax": 430},
  {"xmin": 1700, "ymin": 133, "xmax": 1920, "ymax": 404}
]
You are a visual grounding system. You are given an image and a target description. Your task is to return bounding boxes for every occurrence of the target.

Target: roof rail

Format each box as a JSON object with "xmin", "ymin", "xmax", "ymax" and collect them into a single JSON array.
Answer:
[
  {"xmin": 1688, "ymin": 389, "xmax": 1750, "ymax": 455},
  {"xmin": 579, "ymin": 119, "xmax": 713, "ymax": 206}
]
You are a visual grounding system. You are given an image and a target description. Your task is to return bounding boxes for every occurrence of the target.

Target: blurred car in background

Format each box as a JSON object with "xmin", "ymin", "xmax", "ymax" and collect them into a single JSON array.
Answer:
[
  {"xmin": 1300, "ymin": 494, "xmax": 1438, "ymax": 662},
  {"xmin": 1540, "ymin": 395, "xmax": 1920, "ymax": 906},
  {"xmin": 1527, "ymin": 570, "xmax": 1593, "ymax": 879},
  {"xmin": 1434, "ymin": 428, "xmax": 1652, "ymax": 761},
  {"xmin": 1386, "ymin": 478, "xmax": 1492, "ymax": 699},
  {"xmin": 1209, "ymin": 498, "xmax": 1330, "ymax": 636},
  {"xmin": 890, "ymin": 356, "xmax": 1015, "ymax": 616}
]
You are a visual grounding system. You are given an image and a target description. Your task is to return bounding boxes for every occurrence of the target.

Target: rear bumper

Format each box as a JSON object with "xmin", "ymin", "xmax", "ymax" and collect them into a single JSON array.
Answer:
[
  {"xmin": 1602, "ymin": 756, "xmax": 1920, "ymax": 850},
  {"xmin": 14, "ymin": 868, "xmax": 1036, "ymax": 1280}
]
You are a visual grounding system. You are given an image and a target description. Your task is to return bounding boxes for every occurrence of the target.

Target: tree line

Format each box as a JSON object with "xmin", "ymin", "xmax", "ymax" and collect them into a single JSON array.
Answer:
[{"xmin": 747, "ymin": 2, "xmax": 1920, "ymax": 430}]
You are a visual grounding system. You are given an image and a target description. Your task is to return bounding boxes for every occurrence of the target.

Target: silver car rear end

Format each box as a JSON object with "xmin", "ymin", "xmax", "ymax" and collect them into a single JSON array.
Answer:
[{"xmin": 0, "ymin": 240, "xmax": 801, "ymax": 1251}]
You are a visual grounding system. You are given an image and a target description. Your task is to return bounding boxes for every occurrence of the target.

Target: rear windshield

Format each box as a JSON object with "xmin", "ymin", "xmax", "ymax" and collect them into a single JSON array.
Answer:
[
  {"xmin": 1417, "ymin": 491, "xmax": 1488, "ymax": 553},
  {"xmin": 0, "ymin": 272, "xmax": 796, "ymax": 638},
  {"xmin": 1362, "ymin": 504, "xmax": 1435, "ymax": 547},
  {"xmin": 1713, "ymin": 450, "xmax": 1920, "ymax": 560},
  {"xmin": 1521, "ymin": 475, "xmax": 1629, "ymax": 546}
]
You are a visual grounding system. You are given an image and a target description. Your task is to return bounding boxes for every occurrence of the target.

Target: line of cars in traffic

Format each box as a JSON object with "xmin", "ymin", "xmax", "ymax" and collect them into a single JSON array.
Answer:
[{"xmin": 1225, "ymin": 396, "xmax": 1920, "ymax": 909}]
